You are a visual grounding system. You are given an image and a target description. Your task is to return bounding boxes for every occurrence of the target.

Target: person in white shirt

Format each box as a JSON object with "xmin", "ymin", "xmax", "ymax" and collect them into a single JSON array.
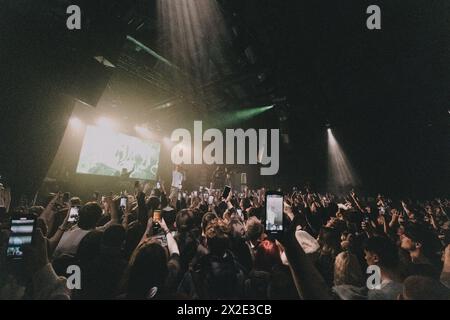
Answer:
[
  {"xmin": 53, "ymin": 202, "xmax": 102, "ymax": 259},
  {"xmin": 169, "ymin": 165, "xmax": 184, "ymax": 206}
]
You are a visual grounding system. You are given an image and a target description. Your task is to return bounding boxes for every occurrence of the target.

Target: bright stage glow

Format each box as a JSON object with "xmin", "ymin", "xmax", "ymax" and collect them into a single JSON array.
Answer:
[
  {"xmin": 135, "ymin": 125, "xmax": 149, "ymax": 136},
  {"xmin": 163, "ymin": 137, "xmax": 174, "ymax": 148},
  {"xmin": 135, "ymin": 125, "xmax": 160, "ymax": 141},
  {"xmin": 327, "ymin": 129, "xmax": 358, "ymax": 189},
  {"xmin": 69, "ymin": 117, "xmax": 82, "ymax": 129},
  {"xmin": 96, "ymin": 117, "xmax": 116, "ymax": 130},
  {"xmin": 76, "ymin": 126, "xmax": 161, "ymax": 180}
]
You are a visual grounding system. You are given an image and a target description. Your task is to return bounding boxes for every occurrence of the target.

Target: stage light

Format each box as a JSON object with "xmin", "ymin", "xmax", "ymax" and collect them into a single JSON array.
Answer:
[
  {"xmin": 69, "ymin": 117, "xmax": 82, "ymax": 129},
  {"xmin": 221, "ymin": 105, "xmax": 274, "ymax": 126},
  {"xmin": 96, "ymin": 117, "xmax": 116, "ymax": 129},
  {"xmin": 327, "ymin": 128, "xmax": 358, "ymax": 190}
]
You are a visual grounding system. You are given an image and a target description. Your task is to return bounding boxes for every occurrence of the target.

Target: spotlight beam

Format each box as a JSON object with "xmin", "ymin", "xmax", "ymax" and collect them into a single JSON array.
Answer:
[
  {"xmin": 327, "ymin": 129, "xmax": 358, "ymax": 189},
  {"xmin": 219, "ymin": 105, "xmax": 274, "ymax": 127}
]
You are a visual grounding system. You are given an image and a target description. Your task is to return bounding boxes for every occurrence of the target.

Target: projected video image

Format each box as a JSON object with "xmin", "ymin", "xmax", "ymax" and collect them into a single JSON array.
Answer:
[{"xmin": 76, "ymin": 126, "xmax": 160, "ymax": 180}]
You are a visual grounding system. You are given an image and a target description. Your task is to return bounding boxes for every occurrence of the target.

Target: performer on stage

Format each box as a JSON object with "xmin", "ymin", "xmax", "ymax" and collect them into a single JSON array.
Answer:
[
  {"xmin": 169, "ymin": 165, "xmax": 184, "ymax": 206},
  {"xmin": 211, "ymin": 165, "xmax": 225, "ymax": 190},
  {"xmin": 211, "ymin": 165, "xmax": 234, "ymax": 189},
  {"xmin": 117, "ymin": 165, "xmax": 135, "ymax": 192}
]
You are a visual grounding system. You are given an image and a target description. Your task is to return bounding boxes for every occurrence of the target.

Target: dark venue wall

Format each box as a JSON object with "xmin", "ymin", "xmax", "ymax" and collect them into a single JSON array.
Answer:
[{"xmin": 0, "ymin": 0, "xmax": 135, "ymax": 204}]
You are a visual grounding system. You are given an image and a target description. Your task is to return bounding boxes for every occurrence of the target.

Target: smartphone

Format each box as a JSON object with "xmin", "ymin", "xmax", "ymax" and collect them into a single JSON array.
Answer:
[
  {"xmin": 199, "ymin": 186, "xmax": 204, "ymax": 192},
  {"xmin": 208, "ymin": 195, "xmax": 214, "ymax": 205},
  {"xmin": 222, "ymin": 185, "xmax": 231, "ymax": 199},
  {"xmin": 193, "ymin": 191, "xmax": 198, "ymax": 197},
  {"xmin": 153, "ymin": 210, "xmax": 161, "ymax": 222},
  {"xmin": 120, "ymin": 196, "xmax": 127, "ymax": 208},
  {"xmin": 156, "ymin": 181, "xmax": 161, "ymax": 189},
  {"xmin": 6, "ymin": 214, "xmax": 37, "ymax": 260},
  {"xmin": 178, "ymin": 192, "xmax": 182, "ymax": 201},
  {"xmin": 265, "ymin": 191, "xmax": 284, "ymax": 239},
  {"xmin": 236, "ymin": 208, "xmax": 243, "ymax": 218},
  {"xmin": 68, "ymin": 206, "xmax": 80, "ymax": 223},
  {"xmin": 152, "ymin": 210, "xmax": 162, "ymax": 234}
]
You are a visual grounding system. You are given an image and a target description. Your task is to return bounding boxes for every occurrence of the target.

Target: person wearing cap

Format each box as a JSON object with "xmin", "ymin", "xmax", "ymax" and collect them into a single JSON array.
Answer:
[{"xmin": 400, "ymin": 222, "xmax": 441, "ymax": 279}]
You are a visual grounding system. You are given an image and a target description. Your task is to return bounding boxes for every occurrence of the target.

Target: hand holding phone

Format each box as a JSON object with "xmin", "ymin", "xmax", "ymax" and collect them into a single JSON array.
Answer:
[
  {"xmin": 68, "ymin": 206, "xmax": 80, "ymax": 223},
  {"xmin": 6, "ymin": 214, "xmax": 37, "ymax": 261},
  {"xmin": 120, "ymin": 196, "xmax": 127, "ymax": 208},
  {"xmin": 222, "ymin": 185, "xmax": 231, "ymax": 200},
  {"xmin": 265, "ymin": 191, "xmax": 284, "ymax": 240}
]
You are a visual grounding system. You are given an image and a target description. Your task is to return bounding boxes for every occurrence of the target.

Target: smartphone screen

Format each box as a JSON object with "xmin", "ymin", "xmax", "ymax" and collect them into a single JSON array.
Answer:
[
  {"xmin": 222, "ymin": 185, "xmax": 231, "ymax": 199},
  {"xmin": 153, "ymin": 210, "xmax": 161, "ymax": 222},
  {"xmin": 236, "ymin": 208, "xmax": 243, "ymax": 218},
  {"xmin": 120, "ymin": 197, "xmax": 127, "ymax": 208},
  {"xmin": 208, "ymin": 195, "xmax": 214, "ymax": 205},
  {"xmin": 7, "ymin": 215, "xmax": 37, "ymax": 260},
  {"xmin": 68, "ymin": 206, "xmax": 80, "ymax": 223},
  {"xmin": 156, "ymin": 181, "xmax": 161, "ymax": 189},
  {"xmin": 178, "ymin": 192, "xmax": 182, "ymax": 201},
  {"xmin": 265, "ymin": 192, "xmax": 284, "ymax": 235}
]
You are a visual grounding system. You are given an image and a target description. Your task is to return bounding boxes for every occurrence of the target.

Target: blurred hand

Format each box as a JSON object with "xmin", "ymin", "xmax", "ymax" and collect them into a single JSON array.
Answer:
[
  {"xmin": 145, "ymin": 217, "xmax": 154, "ymax": 236},
  {"xmin": 284, "ymin": 202, "xmax": 294, "ymax": 221},
  {"xmin": 362, "ymin": 220, "xmax": 374, "ymax": 234},
  {"xmin": 49, "ymin": 192, "xmax": 61, "ymax": 209}
]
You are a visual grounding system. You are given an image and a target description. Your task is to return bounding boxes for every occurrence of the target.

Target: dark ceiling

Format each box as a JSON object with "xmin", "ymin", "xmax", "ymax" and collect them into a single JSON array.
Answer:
[{"xmin": 1, "ymin": 0, "xmax": 449, "ymax": 198}]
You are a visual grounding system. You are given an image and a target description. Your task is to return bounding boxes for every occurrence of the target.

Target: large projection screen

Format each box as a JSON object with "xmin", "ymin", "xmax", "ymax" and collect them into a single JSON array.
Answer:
[{"xmin": 76, "ymin": 126, "xmax": 160, "ymax": 180}]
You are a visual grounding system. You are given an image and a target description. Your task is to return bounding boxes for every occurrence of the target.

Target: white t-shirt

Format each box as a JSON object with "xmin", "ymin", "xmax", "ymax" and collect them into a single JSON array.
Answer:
[
  {"xmin": 53, "ymin": 227, "xmax": 91, "ymax": 258},
  {"xmin": 171, "ymin": 170, "xmax": 183, "ymax": 189}
]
